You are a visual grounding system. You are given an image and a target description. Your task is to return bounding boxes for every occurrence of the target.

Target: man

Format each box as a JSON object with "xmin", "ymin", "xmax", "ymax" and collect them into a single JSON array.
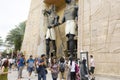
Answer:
[
  {"xmin": 43, "ymin": 5, "xmax": 59, "ymax": 58},
  {"xmin": 37, "ymin": 54, "xmax": 47, "ymax": 80},
  {"xmin": 27, "ymin": 55, "xmax": 34, "ymax": 80},
  {"xmin": 61, "ymin": 0, "xmax": 78, "ymax": 57},
  {"xmin": 89, "ymin": 55, "xmax": 95, "ymax": 80},
  {"xmin": 18, "ymin": 55, "xmax": 25, "ymax": 79}
]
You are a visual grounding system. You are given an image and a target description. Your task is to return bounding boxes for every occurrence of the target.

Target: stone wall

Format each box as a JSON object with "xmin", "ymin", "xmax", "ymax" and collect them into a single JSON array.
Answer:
[
  {"xmin": 21, "ymin": 0, "xmax": 46, "ymax": 58},
  {"xmin": 22, "ymin": 0, "xmax": 120, "ymax": 77},
  {"xmin": 78, "ymin": 0, "xmax": 120, "ymax": 76}
]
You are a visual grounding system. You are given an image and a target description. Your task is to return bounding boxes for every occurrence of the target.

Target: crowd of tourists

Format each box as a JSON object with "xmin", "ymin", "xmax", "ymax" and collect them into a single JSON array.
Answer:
[{"xmin": 0, "ymin": 53, "xmax": 95, "ymax": 80}]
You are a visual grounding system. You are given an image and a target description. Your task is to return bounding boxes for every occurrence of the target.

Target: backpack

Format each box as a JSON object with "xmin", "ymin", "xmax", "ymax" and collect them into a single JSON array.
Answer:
[
  {"xmin": 27, "ymin": 59, "xmax": 34, "ymax": 68},
  {"xmin": 59, "ymin": 62, "xmax": 65, "ymax": 72}
]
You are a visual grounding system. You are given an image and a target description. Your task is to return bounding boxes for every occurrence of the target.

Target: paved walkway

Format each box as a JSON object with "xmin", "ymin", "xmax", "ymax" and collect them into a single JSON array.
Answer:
[
  {"xmin": 8, "ymin": 69, "xmax": 120, "ymax": 80},
  {"xmin": 8, "ymin": 68, "xmax": 60, "ymax": 80}
]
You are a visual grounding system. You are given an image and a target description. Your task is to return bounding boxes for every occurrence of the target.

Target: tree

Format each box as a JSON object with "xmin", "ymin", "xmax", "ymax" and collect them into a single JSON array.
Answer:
[
  {"xmin": 0, "ymin": 36, "xmax": 3, "ymax": 46},
  {"xmin": 6, "ymin": 21, "xmax": 26, "ymax": 51}
]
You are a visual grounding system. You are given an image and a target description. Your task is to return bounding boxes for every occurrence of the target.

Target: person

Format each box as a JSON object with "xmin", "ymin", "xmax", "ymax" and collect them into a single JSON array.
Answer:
[
  {"xmin": 89, "ymin": 55, "xmax": 95, "ymax": 80},
  {"xmin": 18, "ymin": 55, "xmax": 25, "ymax": 79},
  {"xmin": 27, "ymin": 55, "xmax": 35, "ymax": 80},
  {"xmin": 50, "ymin": 57, "xmax": 59, "ymax": 80},
  {"xmin": 80, "ymin": 61, "xmax": 88, "ymax": 80},
  {"xmin": 82, "ymin": 57, "xmax": 88, "ymax": 75},
  {"xmin": 75, "ymin": 62, "xmax": 80, "ymax": 80},
  {"xmin": 37, "ymin": 54, "xmax": 47, "ymax": 80},
  {"xmin": 9, "ymin": 58, "xmax": 14, "ymax": 70},
  {"xmin": 59, "ymin": 57, "xmax": 65, "ymax": 79},
  {"xmin": 43, "ymin": 5, "xmax": 60, "ymax": 58},
  {"xmin": 0, "ymin": 59, "xmax": 9, "ymax": 80},
  {"xmin": 34, "ymin": 57, "xmax": 38, "ymax": 76},
  {"xmin": 60, "ymin": 0, "xmax": 78, "ymax": 57},
  {"xmin": 68, "ymin": 57, "xmax": 76, "ymax": 80}
]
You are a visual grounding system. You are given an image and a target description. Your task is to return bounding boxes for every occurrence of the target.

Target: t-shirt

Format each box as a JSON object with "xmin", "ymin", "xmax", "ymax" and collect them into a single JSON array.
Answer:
[
  {"xmin": 68, "ymin": 61, "xmax": 76, "ymax": 72},
  {"xmin": 18, "ymin": 58, "xmax": 24, "ymax": 67},
  {"xmin": 90, "ymin": 58, "xmax": 95, "ymax": 67},
  {"xmin": 9, "ymin": 59, "xmax": 13, "ymax": 64},
  {"xmin": 37, "ymin": 58, "xmax": 46, "ymax": 74},
  {"xmin": 27, "ymin": 59, "xmax": 34, "ymax": 68}
]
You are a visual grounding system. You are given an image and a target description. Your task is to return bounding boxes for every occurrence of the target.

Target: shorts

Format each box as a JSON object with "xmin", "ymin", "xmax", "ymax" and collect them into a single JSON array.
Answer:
[
  {"xmin": 28, "ymin": 67, "xmax": 34, "ymax": 72},
  {"xmin": 90, "ymin": 67, "xmax": 95, "ymax": 74}
]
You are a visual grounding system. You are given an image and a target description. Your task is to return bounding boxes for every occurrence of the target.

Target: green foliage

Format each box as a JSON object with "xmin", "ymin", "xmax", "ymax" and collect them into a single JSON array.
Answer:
[{"xmin": 6, "ymin": 21, "xmax": 26, "ymax": 51}]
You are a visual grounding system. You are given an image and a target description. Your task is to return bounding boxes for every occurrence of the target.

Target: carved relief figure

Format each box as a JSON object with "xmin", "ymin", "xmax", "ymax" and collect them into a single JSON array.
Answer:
[
  {"xmin": 61, "ymin": 0, "xmax": 78, "ymax": 57},
  {"xmin": 43, "ymin": 5, "xmax": 59, "ymax": 58}
]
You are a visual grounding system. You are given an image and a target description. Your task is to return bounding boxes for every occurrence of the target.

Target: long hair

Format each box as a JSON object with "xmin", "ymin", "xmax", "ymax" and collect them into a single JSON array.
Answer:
[
  {"xmin": 60, "ymin": 57, "xmax": 65, "ymax": 63},
  {"xmin": 2, "ymin": 59, "xmax": 9, "ymax": 68},
  {"xmin": 65, "ymin": 0, "xmax": 71, "ymax": 4},
  {"xmin": 70, "ymin": 57, "xmax": 76, "ymax": 65},
  {"xmin": 51, "ymin": 57, "xmax": 57, "ymax": 67}
]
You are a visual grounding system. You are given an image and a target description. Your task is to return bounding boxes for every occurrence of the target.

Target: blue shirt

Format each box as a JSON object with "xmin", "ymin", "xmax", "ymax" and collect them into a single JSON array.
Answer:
[
  {"xmin": 18, "ymin": 58, "xmax": 24, "ymax": 67},
  {"xmin": 38, "ymin": 59, "xmax": 46, "ymax": 74}
]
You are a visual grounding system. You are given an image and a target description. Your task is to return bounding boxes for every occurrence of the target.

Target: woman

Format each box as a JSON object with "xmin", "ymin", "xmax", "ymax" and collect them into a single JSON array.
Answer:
[
  {"xmin": 59, "ymin": 57, "xmax": 65, "ymax": 79},
  {"xmin": 75, "ymin": 62, "xmax": 80, "ymax": 80},
  {"xmin": 0, "ymin": 59, "xmax": 9, "ymax": 80},
  {"xmin": 50, "ymin": 58, "xmax": 59, "ymax": 80},
  {"xmin": 69, "ymin": 57, "xmax": 76, "ymax": 80}
]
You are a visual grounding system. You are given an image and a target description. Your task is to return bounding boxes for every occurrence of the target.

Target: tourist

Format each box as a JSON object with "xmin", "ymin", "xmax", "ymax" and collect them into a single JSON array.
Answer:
[
  {"xmin": 59, "ymin": 57, "xmax": 65, "ymax": 79},
  {"xmin": 89, "ymin": 55, "xmax": 95, "ymax": 80},
  {"xmin": 18, "ymin": 55, "xmax": 25, "ymax": 79},
  {"xmin": 80, "ymin": 61, "xmax": 88, "ymax": 80},
  {"xmin": 37, "ymin": 54, "xmax": 47, "ymax": 80},
  {"xmin": 82, "ymin": 57, "xmax": 88, "ymax": 75},
  {"xmin": 34, "ymin": 57, "xmax": 38, "ymax": 76},
  {"xmin": 68, "ymin": 57, "xmax": 76, "ymax": 80},
  {"xmin": 75, "ymin": 60, "xmax": 80, "ymax": 80},
  {"xmin": 27, "ymin": 55, "xmax": 35, "ymax": 80},
  {"xmin": 0, "ymin": 59, "xmax": 9, "ymax": 80},
  {"xmin": 50, "ymin": 57, "xmax": 59, "ymax": 80},
  {"xmin": 9, "ymin": 58, "xmax": 14, "ymax": 70}
]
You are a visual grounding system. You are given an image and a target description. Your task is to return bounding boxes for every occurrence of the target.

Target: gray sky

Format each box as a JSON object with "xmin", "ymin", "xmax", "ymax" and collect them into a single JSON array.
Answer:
[{"xmin": 0, "ymin": 0, "xmax": 31, "ymax": 41}]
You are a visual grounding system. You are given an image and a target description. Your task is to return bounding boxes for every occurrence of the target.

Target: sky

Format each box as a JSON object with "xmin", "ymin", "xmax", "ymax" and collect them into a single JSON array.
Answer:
[{"xmin": 0, "ymin": 0, "xmax": 31, "ymax": 41}]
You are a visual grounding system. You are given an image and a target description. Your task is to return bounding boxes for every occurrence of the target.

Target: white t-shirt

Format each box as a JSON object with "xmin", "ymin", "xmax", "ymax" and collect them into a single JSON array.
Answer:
[
  {"xmin": 68, "ymin": 61, "xmax": 76, "ymax": 72},
  {"xmin": 90, "ymin": 58, "xmax": 95, "ymax": 67},
  {"xmin": 9, "ymin": 59, "xmax": 13, "ymax": 64}
]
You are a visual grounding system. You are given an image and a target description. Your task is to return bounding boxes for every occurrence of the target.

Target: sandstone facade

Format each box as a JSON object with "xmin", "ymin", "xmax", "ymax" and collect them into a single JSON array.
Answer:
[
  {"xmin": 78, "ymin": 0, "xmax": 120, "ymax": 77},
  {"xmin": 21, "ymin": 0, "xmax": 46, "ymax": 58},
  {"xmin": 21, "ymin": 0, "xmax": 120, "ymax": 77}
]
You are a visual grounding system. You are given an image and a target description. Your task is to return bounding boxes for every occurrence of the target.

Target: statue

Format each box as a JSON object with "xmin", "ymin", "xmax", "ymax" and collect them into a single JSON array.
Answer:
[
  {"xmin": 43, "ymin": 5, "xmax": 59, "ymax": 58},
  {"xmin": 61, "ymin": 0, "xmax": 78, "ymax": 57}
]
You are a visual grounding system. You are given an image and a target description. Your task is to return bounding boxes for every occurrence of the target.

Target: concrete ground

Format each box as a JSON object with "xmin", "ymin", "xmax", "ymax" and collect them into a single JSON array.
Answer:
[{"xmin": 8, "ymin": 69, "xmax": 120, "ymax": 80}]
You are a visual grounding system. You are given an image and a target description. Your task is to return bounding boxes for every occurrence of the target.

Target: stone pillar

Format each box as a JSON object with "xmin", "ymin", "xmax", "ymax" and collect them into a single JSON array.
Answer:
[
  {"xmin": 21, "ymin": 0, "xmax": 46, "ymax": 58},
  {"xmin": 37, "ymin": 1, "xmax": 46, "ymax": 56},
  {"xmin": 77, "ymin": 0, "xmax": 84, "ymax": 58}
]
